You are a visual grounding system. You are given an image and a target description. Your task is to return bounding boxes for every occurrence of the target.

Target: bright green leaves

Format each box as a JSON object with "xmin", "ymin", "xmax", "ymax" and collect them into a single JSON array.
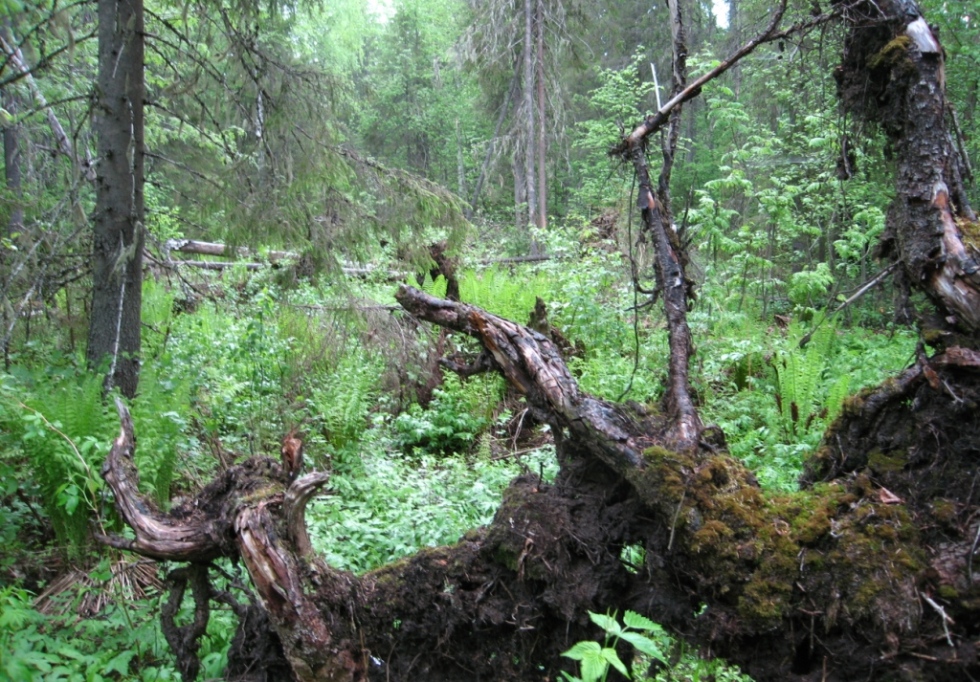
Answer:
[
  {"xmin": 788, "ymin": 263, "xmax": 834, "ymax": 308},
  {"xmin": 560, "ymin": 610, "xmax": 668, "ymax": 682},
  {"xmin": 562, "ymin": 641, "xmax": 629, "ymax": 682},
  {"xmin": 572, "ymin": 48, "xmax": 656, "ymax": 207}
]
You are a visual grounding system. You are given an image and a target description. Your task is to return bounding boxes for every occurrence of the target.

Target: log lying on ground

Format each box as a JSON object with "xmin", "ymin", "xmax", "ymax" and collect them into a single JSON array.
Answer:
[{"xmin": 101, "ymin": 287, "xmax": 980, "ymax": 681}]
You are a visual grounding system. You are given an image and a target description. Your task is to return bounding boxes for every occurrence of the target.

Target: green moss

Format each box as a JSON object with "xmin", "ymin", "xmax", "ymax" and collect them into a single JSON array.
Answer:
[
  {"xmin": 838, "ymin": 391, "xmax": 868, "ymax": 418},
  {"xmin": 931, "ymin": 499, "xmax": 958, "ymax": 525},
  {"xmin": 738, "ymin": 578, "xmax": 792, "ymax": 626},
  {"xmin": 922, "ymin": 327, "xmax": 947, "ymax": 348},
  {"xmin": 632, "ymin": 444, "xmax": 928, "ymax": 637},
  {"xmin": 957, "ymin": 218, "xmax": 980, "ymax": 251},
  {"xmin": 493, "ymin": 547, "xmax": 520, "ymax": 572},
  {"xmin": 691, "ymin": 519, "xmax": 734, "ymax": 553},
  {"xmin": 867, "ymin": 450, "xmax": 907, "ymax": 474},
  {"xmin": 939, "ymin": 585, "xmax": 959, "ymax": 600},
  {"xmin": 867, "ymin": 35, "xmax": 913, "ymax": 71},
  {"xmin": 631, "ymin": 446, "xmax": 695, "ymax": 505},
  {"xmin": 239, "ymin": 482, "xmax": 286, "ymax": 503}
]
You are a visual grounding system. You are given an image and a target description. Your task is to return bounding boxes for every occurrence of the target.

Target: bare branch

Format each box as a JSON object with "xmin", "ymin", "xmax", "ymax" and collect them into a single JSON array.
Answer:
[{"xmin": 610, "ymin": 0, "xmax": 849, "ymax": 155}]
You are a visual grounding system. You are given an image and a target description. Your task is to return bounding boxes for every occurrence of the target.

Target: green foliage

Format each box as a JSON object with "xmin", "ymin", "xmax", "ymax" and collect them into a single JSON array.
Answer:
[
  {"xmin": 788, "ymin": 264, "xmax": 834, "ymax": 309},
  {"xmin": 572, "ymin": 49, "xmax": 656, "ymax": 208},
  {"xmin": 4, "ymin": 0, "xmax": 968, "ymax": 677},
  {"xmin": 771, "ymin": 321, "xmax": 836, "ymax": 440},
  {"xmin": 393, "ymin": 375, "xmax": 497, "ymax": 456},
  {"xmin": 308, "ymin": 444, "xmax": 556, "ymax": 573},
  {"xmin": 306, "ymin": 347, "xmax": 383, "ymax": 455},
  {"xmin": 561, "ymin": 610, "xmax": 668, "ymax": 682},
  {"xmin": 0, "ymin": 369, "xmax": 110, "ymax": 558},
  {"xmin": 561, "ymin": 609, "xmax": 754, "ymax": 682},
  {"xmin": 459, "ymin": 266, "xmax": 553, "ymax": 322},
  {"xmin": 0, "ymin": 580, "xmax": 181, "ymax": 681},
  {"xmin": 693, "ymin": 295, "xmax": 916, "ymax": 490}
]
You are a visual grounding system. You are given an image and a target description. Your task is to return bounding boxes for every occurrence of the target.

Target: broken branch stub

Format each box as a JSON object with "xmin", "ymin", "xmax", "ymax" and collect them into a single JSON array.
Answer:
[{"xmin": 97, "ymin": 399, "xmax": 228, "ymax": 561}]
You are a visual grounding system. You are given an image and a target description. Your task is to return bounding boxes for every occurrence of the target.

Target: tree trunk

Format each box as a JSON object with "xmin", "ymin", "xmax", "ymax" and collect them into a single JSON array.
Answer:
[
  {"xmin": 2, "ymin": 89, "xmax": 23, "ymax": 234},
  {"xmin": 836, "ymin": 1, "xmax": 980, "ymax": 332},
  {"xmin": 87, "ymin": 0, "xmax": 145, "ymax": 398},
  {"xmin": 522, "ymin": 0, "xmax": 537, "ymax": 233},
  {"xmin": 535, "ymin": 0, "xmax": 547, "ymax": 231}
]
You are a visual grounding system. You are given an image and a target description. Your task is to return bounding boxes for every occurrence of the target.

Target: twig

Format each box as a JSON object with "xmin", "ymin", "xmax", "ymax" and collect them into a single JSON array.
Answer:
[
  {"xmin": 613, "ymin": 0, "xmax": 792, "ymax": 154},
  {"xmin": 920, "ymin": 591, "xmax": 955, "ymax": 647},
  {"xmin": 799, "ymin": 262, "xmax": 899, "ymax": 348},
  {"xmin": 667, "ymin": 490, "xmax": 686, "ymax": 552},
  {"xmin": 491, "ymin": 444, "xmax": 553, "ymax": 462}
]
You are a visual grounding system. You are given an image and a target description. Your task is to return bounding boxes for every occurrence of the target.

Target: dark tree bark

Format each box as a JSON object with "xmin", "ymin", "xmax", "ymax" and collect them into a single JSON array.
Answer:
[
  {"xmin": 99, "ymin": 2, "xmax": 980, "ymax": 681},
  {"xmin": 87, "ymin": 0, "xmax": 145, "ymax": 398},
  {"xmin": 834, "ymin": 0, "xmax": 980, "ymax": 333}
]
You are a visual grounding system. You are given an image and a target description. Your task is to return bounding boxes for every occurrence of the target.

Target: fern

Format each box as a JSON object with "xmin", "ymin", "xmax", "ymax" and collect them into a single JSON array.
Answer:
[
  {"xmin": 407, "ymin": 272, "xmax": 449, "ymax": 299},
  {"xmin": 771, "ymin": 322, "xmax": 836, "ymax": 440},
  {"xmin": 0, "ymin": 370, "xmax": 111, "ymax": 558},
  {"xmin": 130, "ymin": 362, "xmax": 193, "ymax": 507},
  {"xmin": 458, "ymin": 266, "xmax": 551, "ymax": 322},
  {"xmin": 825, "ymin": 373, "xmax": 851, "ymax": 423},
  {"xmin": 309, "ymin": 348, "xmax": 382, "ymax": 456}
]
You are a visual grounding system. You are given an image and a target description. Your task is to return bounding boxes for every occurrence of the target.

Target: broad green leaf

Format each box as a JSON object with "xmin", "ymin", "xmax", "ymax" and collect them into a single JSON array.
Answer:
[
  {"xmin": 620, "ymin": 631, "xmax": 668, "ymax": 664},
  {"xmin": 600, "ymin": 647, "xmax": 628, "ymax": 677},
  {"xmin": 561, "ymin": 640, "xmax": 601, "ymax": 661},
  {"xmin": 103, "ymin": 650, "xmax": 136, "ymax": 675},
  {"xmin": 622, "ymin": 610, "xmax": 658, "ymax": 632},
  {"xmin": 588, "ymin": 611, "xmax": 622, "ymax": 636},
  {"xmin": 579, "ymin": 650, "xmax": 608, "ymax": 682}
]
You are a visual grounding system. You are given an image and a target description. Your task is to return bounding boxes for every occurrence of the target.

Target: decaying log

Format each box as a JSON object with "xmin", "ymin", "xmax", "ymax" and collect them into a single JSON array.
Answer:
[
  {"xmin": 395, "ymin": 285, "xmax": 653, "ymax": 471},
  {"xmin": 103, "ymin": 288, "xmax": 980, "ymax": 681}
]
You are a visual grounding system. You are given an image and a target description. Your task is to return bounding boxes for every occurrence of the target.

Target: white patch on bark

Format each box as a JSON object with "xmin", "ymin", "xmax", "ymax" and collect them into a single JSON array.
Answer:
[{"xmin": 906, "ymin": 18, "xmax": 940, "ymax": 54}]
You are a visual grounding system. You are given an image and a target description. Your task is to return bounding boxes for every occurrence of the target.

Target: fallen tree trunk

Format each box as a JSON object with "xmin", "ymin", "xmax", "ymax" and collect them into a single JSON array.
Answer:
[{"xmin": 101, "ymin": 286, "xmax": 980, "ymax": 681}]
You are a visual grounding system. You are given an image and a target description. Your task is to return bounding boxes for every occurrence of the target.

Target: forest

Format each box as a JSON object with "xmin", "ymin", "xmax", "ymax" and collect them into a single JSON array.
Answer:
[{"xmin": 2, "ymin": 0, "xmax": 980, "ymax": 679}]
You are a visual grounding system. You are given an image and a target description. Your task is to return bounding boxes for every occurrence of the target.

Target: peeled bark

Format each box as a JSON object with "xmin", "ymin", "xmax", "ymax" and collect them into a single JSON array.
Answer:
[{"xmin": 835, "ymin": 0, "xmax": 980, "ymax": 333}]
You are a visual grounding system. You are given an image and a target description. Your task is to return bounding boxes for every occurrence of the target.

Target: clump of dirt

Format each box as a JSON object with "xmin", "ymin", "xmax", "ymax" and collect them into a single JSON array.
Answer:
[
  {"xmin": 834, "ymin": 9, "xmax": 912, "ymax": 137},
  {"xmin": 803, "ymin": 365, "xmax": 980, "ymax": 527},
  {"xmin": 329, "ymin": 448, "xmax": 643, "ymax": 681},
  {"xmin": 803, "ymin": 363, "xmax": 980, "ymax": 659},
  {"xmin": 225, "ymin": 602, "xmax": 295, "ymax": 681}
]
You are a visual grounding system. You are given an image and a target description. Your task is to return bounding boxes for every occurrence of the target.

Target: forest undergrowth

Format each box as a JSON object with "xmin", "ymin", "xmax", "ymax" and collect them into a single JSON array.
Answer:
[{"xmin": 0, "ymin": 224, "xmax": 914, "ymax": 681}]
